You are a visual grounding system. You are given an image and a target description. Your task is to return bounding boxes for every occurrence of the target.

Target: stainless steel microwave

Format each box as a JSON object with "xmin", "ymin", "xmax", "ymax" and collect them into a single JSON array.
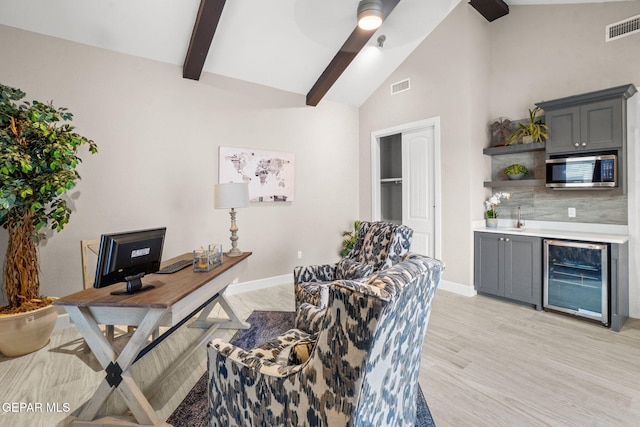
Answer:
[{"xmin": 546, "ymin": 154, "xmax": 617, "ymax": 189}]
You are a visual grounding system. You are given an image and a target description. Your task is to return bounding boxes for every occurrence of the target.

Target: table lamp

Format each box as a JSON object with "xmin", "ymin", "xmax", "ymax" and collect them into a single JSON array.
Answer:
[{"xmin": 214, "ymin": 182, "xmax": 249, "ymax": 257}]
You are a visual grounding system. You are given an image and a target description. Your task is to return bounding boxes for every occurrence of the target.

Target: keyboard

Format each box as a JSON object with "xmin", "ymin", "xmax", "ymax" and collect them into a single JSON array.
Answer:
[{"xmin": 155, "ymin": 259, "xmax": 192, "ymax": 274}]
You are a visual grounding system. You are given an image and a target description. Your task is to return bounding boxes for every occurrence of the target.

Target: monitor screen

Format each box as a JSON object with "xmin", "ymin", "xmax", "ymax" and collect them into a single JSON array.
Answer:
[{"xmin": 93, "ymin": 227, "xmax": 166, "ymax": 295}]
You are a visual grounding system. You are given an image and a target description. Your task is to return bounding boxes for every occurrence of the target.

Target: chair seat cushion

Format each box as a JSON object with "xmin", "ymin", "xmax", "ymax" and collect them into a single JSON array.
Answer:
[{"xmin": 335, "ymin": 258, "xmax": 374, "ymax": 280}]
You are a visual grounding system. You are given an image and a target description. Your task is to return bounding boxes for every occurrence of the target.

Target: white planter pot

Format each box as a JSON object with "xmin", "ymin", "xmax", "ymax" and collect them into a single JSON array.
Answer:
[
  {"xmin": 0, "ymin": 303, "xmax": 57, "ymax": 357},
  {"xmin": 485, "ymin": 218, "xmax": 499, "ymax": 228}
]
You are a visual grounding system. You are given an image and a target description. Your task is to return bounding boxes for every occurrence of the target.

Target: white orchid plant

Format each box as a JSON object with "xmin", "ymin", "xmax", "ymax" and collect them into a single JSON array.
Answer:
[{"xmin": 485, "ymin": 192, "xmax": 511, "ymax": 219}]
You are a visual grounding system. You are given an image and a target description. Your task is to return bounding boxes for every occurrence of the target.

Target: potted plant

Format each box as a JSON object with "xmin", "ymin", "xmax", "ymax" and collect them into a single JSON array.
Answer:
[
  {"xmin": 504, "ymin": 164, "xmax": 528, "ymax": 180},
  {"xmin": 484, "ymin": 192, "xmax": 511, "ymax": 228},
  {"xmin": 508, "ymin": 107, "xmax": 549, "ymax": 144},
  {"xmin": 0, "ymin": 83, "xmax": 97, "ymax": 357},
  {"xmin": 340, "ymin": 220, "xmax": 361, "ymax": 257}
]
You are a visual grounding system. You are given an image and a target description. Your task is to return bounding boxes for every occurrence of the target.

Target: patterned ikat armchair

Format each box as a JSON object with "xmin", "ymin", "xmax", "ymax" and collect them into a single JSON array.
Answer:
[
  {"xmin": 208, "ymin": 253, "xmax": 444, "ymax": 427},
  {"xmin": 294, "ymin": 220, "xmax": 413, "ymax": 309}
]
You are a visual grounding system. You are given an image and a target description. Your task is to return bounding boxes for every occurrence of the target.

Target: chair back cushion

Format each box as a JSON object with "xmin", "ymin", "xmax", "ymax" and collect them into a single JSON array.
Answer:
[
  {"xmin": 347, "ymin": 221, "xmax": 413, "ymax": 271},
  {"xmin": 302, "ymin": 253, "xmax": 443, "ymax": 426},
  {"xmin": 326, "ymin": 254, "xmax": 443, "ymax": 426}
]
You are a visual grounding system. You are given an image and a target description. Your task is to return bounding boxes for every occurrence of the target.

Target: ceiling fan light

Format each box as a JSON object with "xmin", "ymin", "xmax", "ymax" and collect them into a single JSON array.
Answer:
[{"xmin": 357, "ymin": 0, "xmax": 384, "ymax": 30}]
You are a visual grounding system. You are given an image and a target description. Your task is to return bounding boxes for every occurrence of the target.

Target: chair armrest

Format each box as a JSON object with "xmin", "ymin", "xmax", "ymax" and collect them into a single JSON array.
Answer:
[
  {"xmin": 209, "ymin": 339, "xmax": 304, "ymax": 378},
  {"xmin": 294, "ymin": 303, "xmax": 326, "ymax": 334},
  {"xmin": 293, "ymin": 264, "xmax": 336, "ymax": 284}
]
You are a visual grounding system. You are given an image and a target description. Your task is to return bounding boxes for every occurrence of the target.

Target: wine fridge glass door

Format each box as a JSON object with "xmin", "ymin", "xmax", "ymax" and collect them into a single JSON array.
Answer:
[{"xmin": 543, "ymin": 239, "xmax": 609, "ymax": 325}]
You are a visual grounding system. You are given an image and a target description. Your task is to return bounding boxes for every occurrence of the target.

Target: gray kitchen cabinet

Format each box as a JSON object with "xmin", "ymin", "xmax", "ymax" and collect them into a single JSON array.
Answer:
[
  {"xmin": 474, "ymin": 232, "xmax": 542, "ymax": 309},
  {"xmin": 538, "ymin": 84, "xmax": 636, "ymax": 156},
  {"xmin": 543, "ymin": 99, "xmax": 622, "ymax": 154}
]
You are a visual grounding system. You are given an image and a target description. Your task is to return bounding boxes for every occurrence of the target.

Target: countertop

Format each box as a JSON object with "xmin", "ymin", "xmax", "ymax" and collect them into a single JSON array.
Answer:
[{"xmin": 475, "ymin": 226, "xmax": 629, "ymax": 244}]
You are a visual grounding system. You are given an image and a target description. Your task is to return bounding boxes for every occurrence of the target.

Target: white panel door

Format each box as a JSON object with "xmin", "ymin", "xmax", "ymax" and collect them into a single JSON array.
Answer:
[{"xmin": 402, "ymin": 126, "xmax": 435, "ymax": 257}]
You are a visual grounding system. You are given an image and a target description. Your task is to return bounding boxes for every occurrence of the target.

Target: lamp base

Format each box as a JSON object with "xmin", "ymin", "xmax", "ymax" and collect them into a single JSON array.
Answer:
[{"xmin": 226, "ymin": 248, "xmax": 244, "ymax": 257}]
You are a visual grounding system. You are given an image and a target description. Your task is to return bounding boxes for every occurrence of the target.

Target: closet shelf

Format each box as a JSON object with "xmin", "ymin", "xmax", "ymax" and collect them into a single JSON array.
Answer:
[{"xmin": 381, "ymin": 178, "xmax": 403, "ymax": 183}]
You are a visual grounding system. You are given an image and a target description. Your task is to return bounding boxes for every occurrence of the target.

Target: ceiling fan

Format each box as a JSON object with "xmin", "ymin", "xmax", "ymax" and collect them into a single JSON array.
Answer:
[{"xmin": 305, "ymin": 0, "xmax": 401, "ymax": 106}]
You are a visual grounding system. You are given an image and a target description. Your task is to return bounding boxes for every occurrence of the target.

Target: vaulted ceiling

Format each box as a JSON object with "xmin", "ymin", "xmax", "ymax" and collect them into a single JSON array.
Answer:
[{"xmin": 0, "ymin": 0, "xmax": 624, "ymax": 107}]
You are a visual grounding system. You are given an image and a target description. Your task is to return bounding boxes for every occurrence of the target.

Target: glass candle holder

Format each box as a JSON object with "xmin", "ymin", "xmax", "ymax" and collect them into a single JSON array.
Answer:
[{"xmin": 193, "ymin": 244, "xmax": 223, "ymax": 272}]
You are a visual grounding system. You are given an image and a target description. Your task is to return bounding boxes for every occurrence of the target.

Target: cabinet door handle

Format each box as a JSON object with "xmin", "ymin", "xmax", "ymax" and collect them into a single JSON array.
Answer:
[
  {"xmin": 581, "ymin": 142, "xmax": 587, "ymax": 147},
  {"xmin": 499, "ymin": 237, "xmax": 504, "ymax": 241},
  {"xmin": 505, "ymin": 238, "xmax": 510, "ymax": 242},
  {"xmin": 574, "ymin": 142, "xmax": 580, "ymax": 147}
]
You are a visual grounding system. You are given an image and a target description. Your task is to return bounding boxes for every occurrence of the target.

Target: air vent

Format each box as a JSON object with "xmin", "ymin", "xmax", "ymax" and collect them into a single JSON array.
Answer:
[
  {"xmin": 606, "ymin": 14, "xmax": 640, "ymax": 42},
  {"xmin": 391, "ymin": 78, "xmax": 410, "ymax": 95}
]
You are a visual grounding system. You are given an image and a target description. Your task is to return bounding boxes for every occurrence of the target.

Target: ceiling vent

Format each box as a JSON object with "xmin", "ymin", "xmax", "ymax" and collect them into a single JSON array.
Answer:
[
  {"xmin": 391, "ymin": 78, "xmax": 410, "ymax": 95},
  {"xmin": 606, "ymin": 14, "xmax": 640, "ymax": 42}
]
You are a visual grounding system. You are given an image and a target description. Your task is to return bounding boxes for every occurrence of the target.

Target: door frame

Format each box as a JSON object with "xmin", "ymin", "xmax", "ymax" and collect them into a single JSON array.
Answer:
[{"xmin": 370, "ymin": 117, "xmax": 442, "ymax": 260}]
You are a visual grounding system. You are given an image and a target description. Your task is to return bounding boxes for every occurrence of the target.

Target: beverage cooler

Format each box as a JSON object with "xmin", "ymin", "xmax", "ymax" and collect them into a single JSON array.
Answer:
[{"xmin": 543, "ymin": 239, "xmax": 609, "ymax": 326}]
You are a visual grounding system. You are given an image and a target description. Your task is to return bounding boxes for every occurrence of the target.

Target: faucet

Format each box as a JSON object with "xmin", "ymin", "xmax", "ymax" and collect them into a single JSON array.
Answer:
[{"xmin": 516, "ymin": 207, "xmax": 525, "ymax": 229}]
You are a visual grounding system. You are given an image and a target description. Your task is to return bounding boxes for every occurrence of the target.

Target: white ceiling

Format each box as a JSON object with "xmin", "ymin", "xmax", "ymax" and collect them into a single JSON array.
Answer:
[{"xmin": 0, "ymin": 0, "xmax": 627, "ymax": 106}]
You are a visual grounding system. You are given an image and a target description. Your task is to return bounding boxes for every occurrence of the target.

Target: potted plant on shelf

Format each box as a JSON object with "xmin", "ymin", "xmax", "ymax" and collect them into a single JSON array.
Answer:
[
  {"xmin": 484, "ymin": 192, "xmax": 511, "ymax": 228},
  {"xmin": 508, "ymin": 106, "xmax": 549, "ymax": 145},
  {"xmin": 504, "ymin": 164, "xmax": 528, "ymax": 180},
  {"xmin": 0, "ymin": 83, "xmax": 97, "ymax": 357}
]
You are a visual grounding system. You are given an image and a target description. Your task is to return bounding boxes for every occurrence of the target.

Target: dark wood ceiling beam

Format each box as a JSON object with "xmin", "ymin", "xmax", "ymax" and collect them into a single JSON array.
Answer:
[
  {"xmin": 468, "ymin": 0, "xmax": 509, "ymax": 22},
  {"xmin": 306, "ymin": 0, "xmax": 400, "ymax": 106},
  {"xmin": 183, "ymin": 0, "xmax": 226, "ymax": 80}
]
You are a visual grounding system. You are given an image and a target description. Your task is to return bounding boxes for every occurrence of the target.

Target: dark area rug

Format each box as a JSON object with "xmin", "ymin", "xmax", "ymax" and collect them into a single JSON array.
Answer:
[{"xmin": 167, "ymin": 310, "xmax": 435, "ymax": 427}]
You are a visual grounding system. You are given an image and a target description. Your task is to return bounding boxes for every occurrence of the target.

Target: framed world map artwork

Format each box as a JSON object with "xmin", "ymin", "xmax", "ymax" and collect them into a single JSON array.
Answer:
[{"xmin": 219, "ymin": 146, "xmax": 295, "ymax": 202}]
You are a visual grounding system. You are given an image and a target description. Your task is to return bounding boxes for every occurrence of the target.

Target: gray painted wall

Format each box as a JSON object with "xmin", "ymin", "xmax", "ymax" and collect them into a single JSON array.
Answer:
[
  {"xmin": 359, "ymin": 2, "xmax": 640, "ymax": 292},
  {"xmin": 360, "ymin": 4, "xmax": 492, "ymax": 288},
  {"xmin": 0, "ymin": 24, "xmax": 360, "ymax": 302}
]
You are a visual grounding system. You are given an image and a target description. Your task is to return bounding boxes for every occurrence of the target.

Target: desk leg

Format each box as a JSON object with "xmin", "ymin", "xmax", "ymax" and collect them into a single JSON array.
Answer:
[
  {"xmin": 189, "ymin": 291, "xmax": 250, "ymax": 330},
  {"xmin": 66, "ymin": 305, "xmax": 169, "ymax": 427}
]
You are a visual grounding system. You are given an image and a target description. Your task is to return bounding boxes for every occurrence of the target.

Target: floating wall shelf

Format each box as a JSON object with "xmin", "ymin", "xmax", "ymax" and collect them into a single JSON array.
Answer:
[
  {"xmin": 482, "ymin": 142, "xmax": 545, "ymax": 156},
  {"xmin": 483, "ymin": 179, "xmax": 545, "ymax": 188}
]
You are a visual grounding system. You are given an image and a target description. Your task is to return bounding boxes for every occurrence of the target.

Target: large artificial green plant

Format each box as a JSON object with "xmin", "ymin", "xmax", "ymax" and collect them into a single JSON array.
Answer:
[{"xmin": 0, "ymin": 83, "xmax": 97, "ymax": 315}]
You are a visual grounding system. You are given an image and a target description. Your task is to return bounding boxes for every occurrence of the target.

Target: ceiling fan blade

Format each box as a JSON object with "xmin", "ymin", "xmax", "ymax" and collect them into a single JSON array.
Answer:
[
  {"xmin": 183, "ymin": 0, "xmax": 227, "ymax": 80},
  {"xmin": 306, "ymin": 0, "xmax": 401, "ymax": 106}
]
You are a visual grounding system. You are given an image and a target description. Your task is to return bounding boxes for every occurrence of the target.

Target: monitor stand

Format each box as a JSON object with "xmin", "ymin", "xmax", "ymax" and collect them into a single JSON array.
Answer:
[{"xmin": 110, "ymin": 273, "xmax": 155, "ymax": 296}]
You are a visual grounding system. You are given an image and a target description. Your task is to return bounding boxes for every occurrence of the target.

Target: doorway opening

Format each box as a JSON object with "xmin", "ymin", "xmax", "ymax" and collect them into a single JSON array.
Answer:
[{"xmin": 371, "ymin": 118, "xmax": 442, "ymax": 259}]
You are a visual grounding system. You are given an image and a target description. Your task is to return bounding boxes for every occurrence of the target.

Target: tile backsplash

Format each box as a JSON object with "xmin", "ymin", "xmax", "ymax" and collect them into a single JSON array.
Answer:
[{"xmin": 490, "ymin": 152, "xmax": 627, "ymax": 225}]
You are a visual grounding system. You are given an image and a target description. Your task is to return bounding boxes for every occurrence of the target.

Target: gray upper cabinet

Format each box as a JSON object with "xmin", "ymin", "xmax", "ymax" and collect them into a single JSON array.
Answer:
[
  {"xmin": 543, "ymin": 99, "xmax": 622, "ymax": 154},
  {"xmin": 537, "ymin": 84, "xmax": 636, "ymax": 155}
]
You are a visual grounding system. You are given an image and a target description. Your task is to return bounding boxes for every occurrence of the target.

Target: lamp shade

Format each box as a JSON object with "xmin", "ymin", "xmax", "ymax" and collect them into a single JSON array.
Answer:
[{"xmin": 214, "ymin": 183, "xmax": 249, "ymax": 209}]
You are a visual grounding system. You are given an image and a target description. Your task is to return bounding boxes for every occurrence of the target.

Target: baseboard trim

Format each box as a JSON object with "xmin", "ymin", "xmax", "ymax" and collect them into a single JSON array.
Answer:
[
  {"xmin": 224, "ymin": 274, "xmax": 293, "ymax": 296},
  {"xmin": 55, "ymin": 312, "xmax": 72, "ymax": 330},
  {"xmin": 438, "ymin": 279, "xmax": 477, "ymax": 297}
]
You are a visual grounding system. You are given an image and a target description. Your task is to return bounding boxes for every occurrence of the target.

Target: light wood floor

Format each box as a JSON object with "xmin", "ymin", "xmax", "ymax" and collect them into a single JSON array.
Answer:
[{"xmin": 1, "ymin": 284, "xmax": 639, "ymax": 427}]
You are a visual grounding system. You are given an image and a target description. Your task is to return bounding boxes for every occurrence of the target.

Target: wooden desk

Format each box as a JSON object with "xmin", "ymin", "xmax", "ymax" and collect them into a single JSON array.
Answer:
[{"xmin": 54, "ymin": 252, "xmax": 251, "ymax": 427}]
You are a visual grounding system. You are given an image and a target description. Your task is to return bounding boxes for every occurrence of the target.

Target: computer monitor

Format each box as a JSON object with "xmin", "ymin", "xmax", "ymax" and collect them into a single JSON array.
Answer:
[{"xmin": 93, "ymin": 227, "xmax": 166, "ymax": 295}]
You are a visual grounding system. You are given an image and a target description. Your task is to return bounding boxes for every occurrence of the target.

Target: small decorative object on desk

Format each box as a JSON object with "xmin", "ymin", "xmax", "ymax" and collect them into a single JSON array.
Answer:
[
  {"xmin": 485, "ymin": 192, "xmax": 511, "ymax": 228},
  {"xmin": 193, "ymin": 245, "xmax": 223, "ymax": 272}
]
